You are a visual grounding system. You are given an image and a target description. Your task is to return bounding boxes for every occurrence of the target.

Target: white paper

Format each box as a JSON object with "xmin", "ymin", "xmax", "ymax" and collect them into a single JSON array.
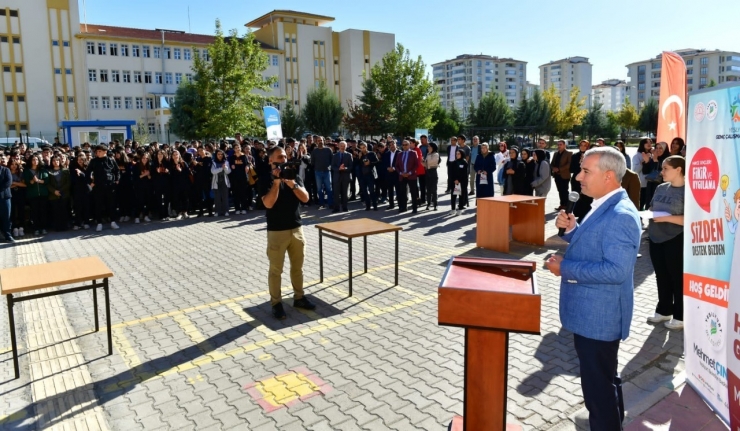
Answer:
[
  {"xmin": 638, "ymin": 210, "xmax": 671, "ymax": 220},
  {"xmin": 479, "ymin": 172, "xmax": 488, "ymax": 185}
]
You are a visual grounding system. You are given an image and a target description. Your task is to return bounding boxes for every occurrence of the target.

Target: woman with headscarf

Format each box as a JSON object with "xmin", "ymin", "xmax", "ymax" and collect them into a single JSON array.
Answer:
[
  {"xmin": 531, "ymin": 149, "xmax": 552, "ymax": 197},
  {"xmin": 422, "ymin": 142, "xmax": 440, "ymax": 210},
  {"xmin": 473, "ymin": 142, "xmax": 496, "ymax": 199},
  {"xmin": 450, "ymin": 148, "xmax": 468, "ymax": 216},
  {"xmin": 503, "ymin": 146, "xmax": 527, "ymax": 195},
  {"xmin": 211, "ymin": 149, "xmax": 232, "ymax": 216},
  {"xmin": 46, "ymin": 155, "xmax": 71, "ymax": 231},
  {"xmin": 520, "ymin": 148, "xmax": 535, "ymax": 196},
  {"xmin": 23, "ymin": 154, "xmax": 49, "ymax": 235}
]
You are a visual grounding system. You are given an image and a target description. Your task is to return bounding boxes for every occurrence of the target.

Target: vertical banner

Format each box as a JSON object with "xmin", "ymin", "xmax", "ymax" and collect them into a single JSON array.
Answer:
[
  {"xmin": 685, "ymin": 84, "xmax": 740, "ymax": 427},
  {"xmin": 263, "ymin": 106, "xmax": 283, "ymax": 140},
  {"xmin": 657, "ymin": 51, "xmax": 687, "ymax": 145}
]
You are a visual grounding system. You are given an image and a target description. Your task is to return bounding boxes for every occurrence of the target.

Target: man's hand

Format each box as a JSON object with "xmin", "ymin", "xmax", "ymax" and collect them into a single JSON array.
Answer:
[
  {"xmin": 555, "ymin": 210, "xmax": 576, "ymax": 233},
  {"xmin": 726, "ymin": 199, "xmax": 732, "ymax": 221},
  {"xmin": 283, "ymin": 179, "xmax": 296, "ymax": 189},
  {"xmin": 546, "ymin": 254, "xmax": 563, "ymax": 276}
]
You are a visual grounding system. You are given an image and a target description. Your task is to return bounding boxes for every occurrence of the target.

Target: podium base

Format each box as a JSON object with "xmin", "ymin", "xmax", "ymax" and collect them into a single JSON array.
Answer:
[{"xmin": 449, "ymin": 415, "xmax": 523, "ymax": 431}]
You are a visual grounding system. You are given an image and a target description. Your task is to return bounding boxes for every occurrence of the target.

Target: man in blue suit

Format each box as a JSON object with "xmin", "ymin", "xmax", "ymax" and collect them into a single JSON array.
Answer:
[
  {"xmin": 547, "ymin": 146, "xmax": 641, "ymax": 431},
  {"xmin": 381, "ymin": 140, "xmax": 400, "ymax": 209}
]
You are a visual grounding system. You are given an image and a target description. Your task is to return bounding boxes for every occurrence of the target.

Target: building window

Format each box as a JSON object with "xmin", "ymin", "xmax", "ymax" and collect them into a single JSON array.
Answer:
[
  {"xmin": 146, "ymin": 97, "xmax": 154, "ymax": 109},
  {"xmin": 113, "ymin": 97, "xmax": 121, "ymax": 109},
  {"xmin": 134, "ymin": 71, "xmax": 142, "ymax": 83},
  {"xmin": 174, "ymin": 48, "xmax": 181, "ymax": 60},
  {"xmin": 121, "ymin": 44, "xmax": 129, "ymax": 56},
  {"xmin": 100, "ymin": 69, "xmax": 108, "ymax": 82},
  {"xmin": 15, "ymin": 66, "xmax": 21, "ymax": 73},
  {"xmin": 202, "ymin": 50, "xmax": 210, "ymax": 61},
  {"xmin": 194, "ymin": 49, "xmax": 200, "ymax": 59},
  {"xmin": 56, "ymin": 96, "xmax": 64, "ymax": 103},
  {"xmin": 122, "ymin": 70, "xmax": 131, "ymax": 83},
  {"xmin": 52, "ymin": 40, "xmax": 59, "ymax": 46},
  {"xmin": 132, "ymin": 45, "xmax": 140, "ymax": 57},
  {"xmin": 9, "ymin": 10, "xmax": 17, "ymax": 17},
  {"xmin": 153, "ymin": 47, "xmax": 160, "ymax": 58},
  {"xmin": 186, "ymin": 73, "xmax": 193, "ymax": 83},
  {"xmin": 90, "ymin": 97, "xmax": 99, "ymax": 109},
  {"xmin": 88, "ymin": 69, "xmax": 97, "ymax": 81},
  {"xmin": 5, "ymin": 95, "xmax": 12, "ymax": 102},
  {"xmin": 701, "ymin": 67, "xmax": 708, "ymax": 75},
  {"xmin": 144, "ymin": 72, "xmax": 152, "ymax": 83},
  {"xmin": 148, "ymin": 123, "xmax": 156, "ymax": 134},
  {"xmin": 272, "ymin": 55, "xmax": 279, "ymax": 66},
  {"xmin": 111, "ymin": 70, "xmax": 120, "ymax": 83},
  {"xmin": 67, "ymin": 96, "xmax": 74, "ymax": 103},
  {"xmin": 101, "ymin": 96, "xmax": 110, "ymax": 109},
  {"xmin": 155, "ymin": 72, "xmax": 162, "ymax": 84},
  {"xmin": 184, "ymin": 48, "xmax": 191, "ymax": 60},
  {"xmin": 143, "ymin": 46, "xmax": 150, "ymax": 58},
  {"xmin": 98, "ymin": 42, "xmax": 106, "ymax": 55},
  {"xmin": 135, "ymin": 97, "xmax": 143, "ymax": 109},
  {"xmin": 700, "ymin": 57, "xmax": 708, "ymax": 65},
  {"xmin": 700, "ymin": 77, "xmax": 707, "ymax": 86},
  {"xmin": 164, "ymin": 47, "xmax": 171, "ymax": 59},
  {"xmin": 65, "ymin": 68, "xmax": 72, "ymax": 75},
  {"xmin": 86, "ymin": 41, "xmax": 95, "ymax": 54},
  {"xmin": 124, "ymin": 97, "xmax": 132, "ymax": 109},
  {"xmin": 165, "ymin": 72, "xmax": 172, "ymax": 84},
  {"xmin": 2, "ymin": 66, "xmax": 9, "ymax": 72},
  {"xmin": 110, "ymin": 43, "xmax": 118, "ymax": 56},
  {"xmin": 686, "ymin": 59, "xmax": 693, "ymax": 66},
  {"xmin": 687, "ymin": 69, "xmax": 693, "ymax": 75},
  {"xmin": 175, "ymin": 73, "xmax": 182, "ymax": 84}
]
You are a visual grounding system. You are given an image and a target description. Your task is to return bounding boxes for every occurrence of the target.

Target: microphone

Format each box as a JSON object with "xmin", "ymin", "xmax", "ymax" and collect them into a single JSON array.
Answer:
[{"xmin": 558, "ymin": 191, "xmax": 580, "ymax": 237}]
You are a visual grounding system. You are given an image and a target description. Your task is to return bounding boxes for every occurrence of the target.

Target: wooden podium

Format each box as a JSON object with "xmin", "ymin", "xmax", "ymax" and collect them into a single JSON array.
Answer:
[
  {"xmin": 476, "ymin": 195, "xmax": 546, "ymax": 253},
  {"xmin": 438, "ymin": 257, "xmax": 541, "ymax": 431}
]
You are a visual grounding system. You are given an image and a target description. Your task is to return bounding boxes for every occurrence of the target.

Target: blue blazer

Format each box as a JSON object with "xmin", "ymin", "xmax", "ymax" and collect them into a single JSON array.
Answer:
[{"xmin": 559, "ymin": 189, "xmax": 641, "ymax": 341}]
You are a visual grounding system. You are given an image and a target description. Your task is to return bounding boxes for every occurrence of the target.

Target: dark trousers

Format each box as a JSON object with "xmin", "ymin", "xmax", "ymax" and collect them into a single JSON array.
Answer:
[
  {"xmin": 197, "ymin": 186, "xmax": 213, "ymax": 215},
  {"xmin": 554, "ymin": 175, "xmax": 570, "ymax": 207},
  {"xmin": 10, "ymin": 192, "xmax": 24, "ymax": 228},
  {"xmin": 93, "ymin": 185, "xmax": 117, "ymax": 224},
  {"xmin": 639, "ymin": 187, "xmax": 648, "ymax": 210},
  {"xmin": 451, "ymin": 180, "xmax": 468, "ymax": 210},
  {"xmin": 333, "ymin": 173, "xmax": 350, "ymax": 209},
  {"xmin": 649, "ymin": 233, "xmax": 684, "ymax": 320},
  {"xmin": 49, "ymin": 198, "xmax": 69, "ymax": 231},
  {"xmin": 231, "ymin": 180, "xmax": 248, "ymax": 212},
  {"xmin": 570, "ymin": 175, "xmax": 582, "ymax": 194},
  {"xmin": 350, "ymin": 167, "xmax": 359, "ymax": 198},
  {"xmin": 29, "ymin": 196, "xmax": 47, "ymax": 231},
  {"xmin": 417, "ymin": 174, "xmax": 426, "ymax": 204},
  {"xmin": 360, "ymin": 175, "xmax": 377, "ymax": 209},
  {"xmin": 574, "ymin": 334, "xmax": 624, "ymax": 431},
  {"xmin": 172, "ymin": 186, "xmax": 189, "ymax": 213},
  {"xmin": 134, "ymin": 187, "xmax": 151, "ymax": 217},
  {"xmin": 153, "ymin": 185, "xmax": 170, "ymax": 219},
  {"xmin": 446, "ymin": 163, "xmax": 454, "ymax": 192},
  {"xmin": 0, "ymin": 197, "xmax": 10, "ymax": 239},
  {"xmin": 426, "ymin": 169, "xmax": 438, "ymax": 206},
  {"xmin": 117, "ymin": 185, "xmax": 132, "ymax": 218},
  {"xmin": 398, "ymin": 177, "xmax": 418, "ymax": 212},
  {"xmin": 386, "ymin": 177, "xmax": 398, "ymax": 207}
]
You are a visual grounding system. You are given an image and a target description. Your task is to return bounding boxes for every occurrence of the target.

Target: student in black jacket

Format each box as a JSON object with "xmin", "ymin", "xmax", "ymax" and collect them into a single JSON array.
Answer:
[
  {"xmin": 228, "ymin": 144, "xmax": 250, "ymax": 214},
  {"xmin": 86, "ymin": 144, "xmax": 120, "ymax": 231},
  {"xmin": 114, "ymin": 149, "xmax": 133, "ymax": 222},
  {"xmin": 450, "ymin": 148, "xmax": 468, "ymax": 215},
  {"xmin": 169, "ymin": 150, "xmax": 192, "ymax": 220},
  {"xmin": 193, "ymin": 147, "xmax": 213, "ymax": 217},
  {"xmin": 71, "ymin": 152, "xmax": 91, "ymax": 230},
  {"xmin": 151, "ymin": 149, "xmax": 171, "ymax": 221},
  {"xmin": 133, "ymin": 153, "xmax": 153, "ymax": 223}
]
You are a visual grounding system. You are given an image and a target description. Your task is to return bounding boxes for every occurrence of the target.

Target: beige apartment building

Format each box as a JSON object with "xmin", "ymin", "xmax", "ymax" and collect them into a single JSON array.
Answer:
[
  {"xmin": 626, "ymin": 49, "xmax": 740, "ymax": 109},
  {"xmin": 539, "ymin": 56, "xmax": 593, "ymax": 109},
  {"xmin": 591, "ymin": 79, "xmax": 628, "ymax": 112},
  {"xmin": 0, "ymin": 2, "xmax": 394, "ymax": 142},
  {"xmin": 432, "ymin": 54, "xmax": 527, "ymax": 118}
]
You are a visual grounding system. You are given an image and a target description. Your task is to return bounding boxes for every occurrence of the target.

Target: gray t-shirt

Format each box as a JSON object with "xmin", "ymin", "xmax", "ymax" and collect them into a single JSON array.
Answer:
[
  {"xmin": 311, "ymin": 147, "xmax": 333, "ymax": 172},
  {"xmin": 648, "ymin": 183, "xmax": 684, "ymax": 243}
]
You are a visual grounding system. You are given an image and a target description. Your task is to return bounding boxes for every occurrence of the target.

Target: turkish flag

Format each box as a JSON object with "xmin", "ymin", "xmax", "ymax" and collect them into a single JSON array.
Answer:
[{"xmin": 656, "ymin": 51, "xmax": 687, "ymax": 145}]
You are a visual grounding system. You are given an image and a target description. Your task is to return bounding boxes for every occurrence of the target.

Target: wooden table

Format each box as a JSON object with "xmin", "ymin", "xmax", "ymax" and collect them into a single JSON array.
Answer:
[
  {"xmin": 476, "ymin": 195, "xmax": 547, "ymax": 253},
  {"xmin": 315, "ymin": 218, "xmax": 402, "ymax": 296},
  {"xmin": 0, "ymin": 256, "xmax": 114, "ymax": 379}
]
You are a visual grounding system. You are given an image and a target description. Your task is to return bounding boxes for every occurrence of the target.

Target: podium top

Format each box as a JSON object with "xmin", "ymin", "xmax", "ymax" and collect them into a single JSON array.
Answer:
[
  {"xmin": 0, "ymin": 256, "xmax": 113, "ymax": 295},
  {"xmin": 315, "ymin": 218, "xmax": 402, "ymax": 238},
  {"xmin": 440, "ymin": 257, "xmax": 537, "ymax": 295},
  {"xmin": 477, "ymin": 195, "xmax": 547, "ymax": 204}
]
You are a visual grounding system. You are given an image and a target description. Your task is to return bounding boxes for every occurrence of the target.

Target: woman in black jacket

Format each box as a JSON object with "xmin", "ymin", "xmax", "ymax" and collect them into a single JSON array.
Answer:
[
  {"xmin": 450, "ymin": 148, "xmax": 468, "ymax": 216},
  {"xmin": 520, "ymin": 148, "xmax": 535, "ymax": 196},
  {"xmin": 71, "ymin": 152, "xmax": 90, "ymax": 230},
  {"xmin": 169, "ymin": 150, "xmax": 192, "ymax": 220},
  {"xmin": 133, "ymin": 153, "xmax": 153, "ymax": 223},
  {"xmin": 114, "ymin": 149, "xmax": 133, "ymax": 222},
  {"xmin": 151, "ymin": 150, "xmax": 171, "ymax": 221},
  {"xmin": 46, "ymin": 155, "xmax": 71, "ymax": 231},
  {"xmin": 228, "ymin": 144, "xmax": 249, "ymax": 214},
  {"xmin": 503, "ymin": 146, "xmax": 528, "ymax": 195}
]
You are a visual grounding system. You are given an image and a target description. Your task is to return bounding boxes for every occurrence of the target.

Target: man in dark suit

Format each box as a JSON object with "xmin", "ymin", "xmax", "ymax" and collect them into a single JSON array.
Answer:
[
  {"xmin": 358, "ymin": 142, "xmax": 379, "ymax": 211},
  {"xmin": 551, "ymin": 139, "xmax": 573, "ymax": 211},
  {"xmin": 331, "ymin": 141, "xmax": 352, "ymax": 213},
  {"xmin": 547, "ymin": 147, "xmax": 641, "ymax": 431},
  {"xmin": 381, "ymin": 140, "xmax": 400, "ymax": 209},
  {"xmin": 394, "ymin": 139, "xmax": 419, "ymax": 214},
  {"xmin": 0, "ymin": 153, "xmax": 13, "ymax": 243},
  {"xmin": 374, "ymin": 141, "xmax": 387, "ymax": 203},
  {"xmin": 446, "ymin": 136, "xmax": 460, "ymax": 193}
]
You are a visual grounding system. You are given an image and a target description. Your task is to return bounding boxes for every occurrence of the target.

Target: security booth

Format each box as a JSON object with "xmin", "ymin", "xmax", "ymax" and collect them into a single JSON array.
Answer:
[{"xmin": 59, "ymin": 120, "xmax": 136, "ymax": 147}]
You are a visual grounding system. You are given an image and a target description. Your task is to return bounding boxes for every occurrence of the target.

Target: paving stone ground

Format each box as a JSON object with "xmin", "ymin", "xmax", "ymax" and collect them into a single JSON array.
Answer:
[{"xmin": 0, "ymin": 154, "xmax": 685, "ymax": 430}]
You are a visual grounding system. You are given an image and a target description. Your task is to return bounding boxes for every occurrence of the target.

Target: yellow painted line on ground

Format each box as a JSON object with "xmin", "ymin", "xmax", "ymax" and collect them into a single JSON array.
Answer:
[
  {"xmin": 170, "ymin": 314, "xmax": 230, "ymax": 363},
  {"xmin": 399, "ymin": 266, "xmax": 445, "ymax": 282},
  {"xmin": 224, "ymin": 302, "xmax": 289, "ymax": 344},
  {"xmin": 112, "ymin": 328, "xmax": 142, "ymax": 370}
]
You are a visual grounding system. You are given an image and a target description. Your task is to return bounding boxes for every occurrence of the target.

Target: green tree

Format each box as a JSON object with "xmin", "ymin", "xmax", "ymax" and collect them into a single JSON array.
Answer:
[
  {"xmin": 169, "ymin": 81, "xmax": 202, "ymax": 140},
  {"xmin": 616, "ymin": 97, "xmax": 639, "ymax": 139},
  {"xmin": 303, "ymin": 83, "xmax": 344, "ymax": 136},
  {"xmin": 580, "ymin": 102, "xmax": 606, "ymax": 139},
  {"xmin": 343, "ymin": 78, "xmax": 390, "ymax": 138},
  {"xmin": 604, "ymin": 111, "xmax": 621, "ymax": 142},
  {"xmin": 191, "ymin": 20, "xmax": 276, "ymax": 139},
  {"xmin": 473, "ymin": 92, "xmax": 512, "ymax": 129},
  {"xmin": 280, "ymin": 103, "xmax": 305, "ymax": 139},
  {"xmin": 638, "ymin": 98, "xmax": 659, "ymax": 136},
  {"xmin": 465, "ymin": 100, "xmax": 477, "ymax": 129},
  {"xmin": 132, "ymin": 118, "xmax": 149, "ymax": 144},
  {"xmin": 542, "ymin": 86, "xmax": 563, "ymax": 139},
  {"xmin": 429, "ymin": 104, "xmax": 459, "ymax": 140},
  {"xmin": 449, "ymin": 104, "xmax": 464, "ymax": 132},
  {"xmin": 370, "ymin": 43, "xmax": 438, "ymax": 136},
  {"xmin": 708, "ymin": 79, "xmax": 717, "ymax": 88},
  {"xmin": 514, "ymin": 89, "xmax": 550, "ymax": 136}
]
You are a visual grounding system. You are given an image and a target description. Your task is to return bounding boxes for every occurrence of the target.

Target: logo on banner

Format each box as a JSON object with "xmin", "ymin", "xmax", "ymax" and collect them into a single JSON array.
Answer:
[
  {"xmin": 695, "ymin": 102, "xmax": 706, "ymax": 123},
  {"xmin": 706, "ymin": 311, "xmax": 725, "ymax": 350},
  {"xmin": 689, "ymin": 147, "xmax": 720, "ymax": 212},
  {"xmin": 731, "ymin": 95, "xmax": 740, "ymax": 122},
  {"xmin": 707, "ymin": 100, "xmax": 719, "ymax": 121}
]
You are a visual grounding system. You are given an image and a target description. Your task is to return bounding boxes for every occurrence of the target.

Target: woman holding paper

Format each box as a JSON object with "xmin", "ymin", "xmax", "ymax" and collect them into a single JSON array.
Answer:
[
  {"xmin": 473, "ymin": 143, "xmax": 495, "ymax": 199},
  {"xmin": 646, "ymin": 155, "xmax": 685, "ymax": 330}
]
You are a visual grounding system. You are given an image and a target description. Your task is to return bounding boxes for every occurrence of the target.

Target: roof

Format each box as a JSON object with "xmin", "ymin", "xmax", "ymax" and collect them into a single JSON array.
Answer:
[
  {"xmin": 246, "ymin": 10, "xmax": 334, "ymax": 28},
  {"xmin": 540, "ymin": 56, "xmax": 591, "ymax": 67},
  {"xmin": 431, "ymin": 54, "xmax": 527, "ymax": 67},
  {"xmin": 77, "ymin": 24, "xmax": 279, "ymax": 50}
]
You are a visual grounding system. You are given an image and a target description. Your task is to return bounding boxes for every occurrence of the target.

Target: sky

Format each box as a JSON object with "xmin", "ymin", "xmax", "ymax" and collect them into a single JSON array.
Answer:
[{"xmin": 79, "ymin": 0, "xmax": 736, "ymax": 85}]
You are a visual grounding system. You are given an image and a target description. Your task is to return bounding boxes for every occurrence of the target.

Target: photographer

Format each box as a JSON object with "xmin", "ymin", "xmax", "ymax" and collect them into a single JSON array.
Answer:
[{"xmin": 261, "ymin": 146, "xmax": 315, "ymax": 320}]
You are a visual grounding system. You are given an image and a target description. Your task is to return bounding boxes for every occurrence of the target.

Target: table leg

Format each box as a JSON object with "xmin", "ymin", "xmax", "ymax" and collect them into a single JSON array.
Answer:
[
  {"xmin": 7, "ymin": 294, "xmax": 19, "ymax": 379},
  {"xmin": 319, "ymin": 230, "xmax": 324, "ymax": 283},
  {"xmin": 395, "ymin": 230, "xmax": 399, "ymax": 286},
  {"xmin": 93, "ymin": 279, "xmax": 99, "ymax": 332},
  {"xmin": 363, "ymin": 236, "xmax": 368, "ymax": 274},
  {"xmin": 104, "ymin": 278, "xmax": 112, "ymax": 356},
  {"xmin": 348, "ymin": 237, "xmax": 353, "ymax": 297}
]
